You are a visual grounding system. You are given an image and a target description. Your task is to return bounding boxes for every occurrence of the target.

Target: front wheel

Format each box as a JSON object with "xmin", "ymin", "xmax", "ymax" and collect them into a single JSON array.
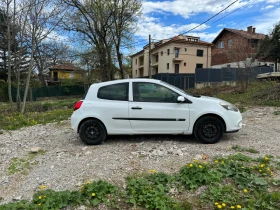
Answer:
[
  {"xmin": 79, "ymin": 119, "xmax": 107, "ymax": 145},
  {"xmin": 194, "ymin": 116, "xmax": 224, "ymax": 144}
]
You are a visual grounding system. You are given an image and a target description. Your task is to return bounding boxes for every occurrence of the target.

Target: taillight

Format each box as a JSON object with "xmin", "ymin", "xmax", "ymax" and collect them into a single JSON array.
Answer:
[{"xmin": 74, "ymin": 101, "xmax": 83, "ymax": 111}]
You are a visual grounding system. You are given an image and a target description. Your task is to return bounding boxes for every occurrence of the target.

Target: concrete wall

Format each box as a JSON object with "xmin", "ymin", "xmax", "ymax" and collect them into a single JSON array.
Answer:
[{"xmin": 195, "ymin": 81, "xmax": 237, "ymax": 89}]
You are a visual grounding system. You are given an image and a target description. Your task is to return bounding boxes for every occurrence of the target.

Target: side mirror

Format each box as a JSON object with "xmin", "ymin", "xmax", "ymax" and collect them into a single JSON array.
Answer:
[{"xmin": 177, "ymin": 96, "xmax": 185, "ymax": 103}]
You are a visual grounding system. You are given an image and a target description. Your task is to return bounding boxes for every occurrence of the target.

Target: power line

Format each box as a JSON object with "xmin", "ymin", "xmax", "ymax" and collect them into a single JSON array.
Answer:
[{"xmin": 183, "ymin": 0, "xmax": 239, "ymax": 34}]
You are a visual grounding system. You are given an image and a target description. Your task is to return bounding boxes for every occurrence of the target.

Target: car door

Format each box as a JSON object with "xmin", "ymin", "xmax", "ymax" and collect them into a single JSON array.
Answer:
[{"xmin": 128, "ymin": 82, "xmax": 190, "ymax": 133}]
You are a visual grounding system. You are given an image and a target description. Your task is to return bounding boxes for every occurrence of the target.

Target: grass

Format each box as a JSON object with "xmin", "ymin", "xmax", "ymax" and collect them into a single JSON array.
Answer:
[
  {"xmin": 0, "ymin": 153, "xmax": 279, "ymax": 210},
  {"xmin": 0, "ymin": 97, "xmax": 81, "ymax": 130},
  {"xmin": 187, "ymin": 81, "xmax": 280, "ymax": 112},
  {"xmin": 231, "ymin": 145, "xmax": 260, "ymax": 154},
  {"xmin": 7, "ymin": 150, "xmax": 46, "ymax": 175}
]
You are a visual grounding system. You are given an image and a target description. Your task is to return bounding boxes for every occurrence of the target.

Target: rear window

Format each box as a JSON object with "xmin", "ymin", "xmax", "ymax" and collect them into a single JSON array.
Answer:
[{"xmin": 97, "ymin": 83, "xmax": 128, "ymax": 101}]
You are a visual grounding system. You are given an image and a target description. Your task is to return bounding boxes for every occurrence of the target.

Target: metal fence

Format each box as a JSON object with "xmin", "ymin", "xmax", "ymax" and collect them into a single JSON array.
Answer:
[
  {"xmin": 12, "ymin": 85, "xmax": 86, "ymax": 102},
  {"xmin": 195, "ymin": 67, "xmax": 273, "ymax": 82},
  {"xmin": 145, "ymin": 73, "xmax": 195, "ymax": 89}
]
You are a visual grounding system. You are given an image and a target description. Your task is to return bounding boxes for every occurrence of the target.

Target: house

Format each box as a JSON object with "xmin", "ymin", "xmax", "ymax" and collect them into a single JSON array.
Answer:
[
  {"xmin": 131, "ymin": 35, "xmax": 212, "ymax": 78},
  {"xmin": 47, "ymin": 63, "xmax": 85, "ymax": 85},
  {"xmin": 211, "ymin": 26, "xmax": 277, "ymax": 69}
]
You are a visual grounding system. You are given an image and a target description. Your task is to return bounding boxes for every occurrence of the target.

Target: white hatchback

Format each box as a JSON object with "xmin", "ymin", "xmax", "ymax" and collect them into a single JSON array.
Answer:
[{"xmin": 71, "ymin": 78, "xmax": 242, "ymax": 145}]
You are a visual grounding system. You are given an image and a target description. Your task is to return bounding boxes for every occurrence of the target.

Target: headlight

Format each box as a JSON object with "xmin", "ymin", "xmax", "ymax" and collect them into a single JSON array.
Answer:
[{"xmin": 220, "ymin": 101, "xmax": 239, "ymax": 112}]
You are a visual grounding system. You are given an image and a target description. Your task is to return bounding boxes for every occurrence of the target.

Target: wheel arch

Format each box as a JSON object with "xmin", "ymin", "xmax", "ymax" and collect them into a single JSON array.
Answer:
[
  {"xmin": 193, "ymin": 114, "xmax": 226, "ymax": 134},
  {"xmin": 78, "ymin": 117, "xmax": 107, "ymax": 134}
]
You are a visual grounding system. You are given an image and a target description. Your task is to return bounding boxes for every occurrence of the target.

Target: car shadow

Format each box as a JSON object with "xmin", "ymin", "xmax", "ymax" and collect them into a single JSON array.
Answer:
[{"xmin": 105, "ymin": 134, "xmax": 200, "ymax": 145}]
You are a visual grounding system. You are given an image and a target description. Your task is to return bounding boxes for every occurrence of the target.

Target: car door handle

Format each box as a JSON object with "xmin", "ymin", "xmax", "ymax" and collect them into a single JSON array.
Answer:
[{"xmin": 131, "ymin": 107, "xmax": 142, "ymax": 110}]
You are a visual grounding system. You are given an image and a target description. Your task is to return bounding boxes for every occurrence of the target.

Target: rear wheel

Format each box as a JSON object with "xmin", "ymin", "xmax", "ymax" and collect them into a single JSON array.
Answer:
[
  {"xmin": 194, "ymin": 116, "xmax": 224, "ymax": 144},
  {"xmin": 79, "ymin": 119, "xmax": 106, "ymax": 145}
]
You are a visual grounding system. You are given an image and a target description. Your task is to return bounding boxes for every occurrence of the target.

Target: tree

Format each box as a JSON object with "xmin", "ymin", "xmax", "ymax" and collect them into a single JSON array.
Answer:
[
  {"xmin": 258, "ymin": 22, "xmax": 280, "ymax": 72},
  {"xmin": 109, "ymin": 0, "xmax": 141, "ymax": 79},
  {"xmin": 20, "ymin": 0, "xmax": 65, "ymax": 113},
  {"xmin": 34, "ymin": 41, "xmax": 72, "ymax": 86},
  {"xmin": 63, "ymin": 0, "xmax": 141, "ymax": 81}
]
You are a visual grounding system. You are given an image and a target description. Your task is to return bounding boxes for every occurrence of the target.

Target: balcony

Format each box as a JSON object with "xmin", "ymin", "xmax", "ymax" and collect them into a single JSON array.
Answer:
[{"xmin": 173, "ymin": 57, "xmax": 184, "ymax": 62}]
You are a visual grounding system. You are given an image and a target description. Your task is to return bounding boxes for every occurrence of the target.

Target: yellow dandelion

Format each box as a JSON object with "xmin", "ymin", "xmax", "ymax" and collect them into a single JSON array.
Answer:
[
  {"xmin": 217, "ymin": 204, "xmax": 222, "ymax": 209},
  {"xmin": 199, "ymin": 165, "xmax": 203, "ymax": 168},
  {"xmin": 204, "ymin": 161, "xmax": 207, "ymax": 164},
  {"xmin": 38, "ymin": 203, "xmax": 41, "ymax": 206},
  {"xmin": 38, "ymin": 196, "xmax": 42, "ymax": 199},
  {"xmin": 241, "ymin": 166, "xmax": 244, "ymax": 169},
  {"xmin": 149, "ymin": 169, "xmax": 157, "ymax": 173},
  {"xmin": 81, "ymin": 185, "xmax": 84, "ymax": 188},
  {"xmin": 259, "ymin": 170, "xmax": 262, "ymax": 172},
  {"xmin": 39, "ymin": 185, "xmax": 47, "ymax": 189},
  {"xmin": 87, "ymin": 181, "xmax": 91, "ymax": 184},
  {"xmin": 215, "ymin": 202, "xmax": 219, "ymax": 205},
  {"xmin": 92, "ymin": 193, "xmax": 96, "ymax": 196},
  {"xmin": 236, "ymin": 205, "xmax": 242, "ymax": 209},
  {"xmin": 243, "ymin": 189, "xmax": 248, "ymax": 193},
  {"xmin": 260, "ymin": 164, "xmax": 265, "ymax": 168},
  {"xmin": 267, "ymin": 167, "xmax": 270, "ymax": 171},
  {"xmin": 189, "ymin": 163, "xmax": 193, "ymax": 167},
  {"xmin": 230, "ymin": 206, "xmax": 235, "ymax": 209},
  {"xmin": 215, "ymin": 160, "xmax": 219, "ymax": 163},
  {"xmin": 222, "ymin": 203, "xmax": 226, "ymax": 207},
  {"xmin": 264, "ymin": 157, "xmax": 269, "ymax": 161},
  {"xmin": 44, "ymin": 196, "xmax": 46, "ymax": 198},
  {"xmin": 221, "ymin": 161, "xmax": 224, "ymax": 164}
]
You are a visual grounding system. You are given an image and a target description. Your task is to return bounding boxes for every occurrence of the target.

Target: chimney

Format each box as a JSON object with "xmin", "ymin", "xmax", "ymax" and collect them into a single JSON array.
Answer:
[
  {"xmin": 247, "ymin": 26, "xmax": 253, "ymax": 33},
  {"xmin": 253, "ymin": 27, "xmax": 256, "ymax": 34}
]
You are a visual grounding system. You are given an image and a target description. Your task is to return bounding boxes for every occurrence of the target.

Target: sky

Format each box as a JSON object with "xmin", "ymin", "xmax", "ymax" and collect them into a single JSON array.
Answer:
[{"xmin": 128, "ymin": 0, "xmax": 280, "ymax": 54}]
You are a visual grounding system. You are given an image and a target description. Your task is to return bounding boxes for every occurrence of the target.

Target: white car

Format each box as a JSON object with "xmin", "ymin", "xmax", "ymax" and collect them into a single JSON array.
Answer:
[{"xmin": 71, "ymin": 78, "xmax": 242, "ymax": 145}]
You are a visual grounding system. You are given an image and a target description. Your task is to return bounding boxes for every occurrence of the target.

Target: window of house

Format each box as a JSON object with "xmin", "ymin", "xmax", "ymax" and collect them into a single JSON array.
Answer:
[
  {"xmin": 167, "ymin": 63, "xmax": 169, "ymax": 69},
  {"xmin": 98, "ymin": 83, "xmax": 129, "ymax": 101},
  {"xmin": 135, "ymin": 59, "xmax": 137, "ymax": 64},
  {"xmin": 228, "ymin": 39, "xmax": 232, "ymax": 47},
  {"xmin": 175, "ymin": 49, "xmax": 179, "ymax": 58},
  {"xmin": 196, "ymin": 64, "xmax": 203, "ymax": 68},
  {"xmin": 184, "ymin": 63, "xmax": 186, "ymax": 66},
  {"xmin": 136, "ymin": 70, "xmax": 137, "ymax": 75},
  {"xmin": 218, "ymin": 41, "xmax": 224, "ymax": 48},
  {"xmin": 133, "ymin": 82, "xmax": 179, "ymax": 103},
  {"xmin": 184, "ymin": 48, "xmax": 187, "ymax": 52},
  {"xmin": 156, "ymin": 55, "xmax": 158, "ymax": 62},
  {"xmin": 167, "ymin": 49, "xmax": 170, "ymax": 55},
  {"xmin": 161, "ymin": 51, "xmax": 163, "ymax": 56},
  {"xmin": 197, "ymin": 50, "xmax": 204, "ymax": 57}
]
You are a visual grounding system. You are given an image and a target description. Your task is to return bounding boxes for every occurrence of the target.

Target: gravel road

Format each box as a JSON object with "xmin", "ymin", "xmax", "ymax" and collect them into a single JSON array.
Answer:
[{"xmin": 0, "ymin": 106, "xmax": 280, "ymax": 205}]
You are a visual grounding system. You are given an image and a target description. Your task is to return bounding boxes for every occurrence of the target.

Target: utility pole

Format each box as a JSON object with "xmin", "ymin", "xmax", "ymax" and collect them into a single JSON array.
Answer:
[{"xmin": 149, "ymin": 34, "xmax": 151, "ymax": 78}]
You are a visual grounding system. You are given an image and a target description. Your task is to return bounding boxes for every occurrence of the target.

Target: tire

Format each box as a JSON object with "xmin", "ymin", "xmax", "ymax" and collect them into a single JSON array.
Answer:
[
  {"xmin": 194, "ymin": 116, "xmax": 224, "ymax": 144},
  {"xmin": 79, "ymin": 119, "xmax": 107, "ymax": 145}
]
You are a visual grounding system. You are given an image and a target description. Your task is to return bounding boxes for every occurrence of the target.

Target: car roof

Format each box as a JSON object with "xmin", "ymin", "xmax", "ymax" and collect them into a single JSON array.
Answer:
[{"xmin": 90, "ymin": 78, "xmax": 161, "ymax": 88}]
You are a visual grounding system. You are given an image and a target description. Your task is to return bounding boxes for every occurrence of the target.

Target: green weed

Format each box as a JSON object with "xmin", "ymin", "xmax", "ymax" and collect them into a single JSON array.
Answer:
[{"xmin": 1, "ymin": 154, "xmax": 280, "ymax": 210}]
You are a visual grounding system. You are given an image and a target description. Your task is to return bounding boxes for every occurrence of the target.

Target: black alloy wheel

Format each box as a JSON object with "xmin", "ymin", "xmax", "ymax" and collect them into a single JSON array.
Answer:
[
  {"xmin": 79, "ymin": 119, "xmax": 106, "ymax": 145},
  {"xmin": 194, "ymin": 116, "xmax": 224, "ymax": 144}
]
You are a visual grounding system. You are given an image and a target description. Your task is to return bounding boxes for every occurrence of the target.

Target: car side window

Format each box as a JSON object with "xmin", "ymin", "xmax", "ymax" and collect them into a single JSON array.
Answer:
[
  {"xmin": 133, "ymin": 82, "xmax": 179, "ymax": 103},
  {"xmin": 97, "ymin": 83, "xmax": 128, "ymax": 101}
]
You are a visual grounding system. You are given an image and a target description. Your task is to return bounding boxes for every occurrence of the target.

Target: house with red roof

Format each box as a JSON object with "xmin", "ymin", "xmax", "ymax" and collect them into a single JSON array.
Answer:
[{"xmin": 211, "ymin": 26, "xmax": 276, "ymax": 70}]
